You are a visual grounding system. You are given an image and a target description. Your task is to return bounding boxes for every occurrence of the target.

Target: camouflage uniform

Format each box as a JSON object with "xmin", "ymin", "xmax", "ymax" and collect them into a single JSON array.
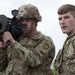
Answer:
[
  {"xmin": 55, "ymin": 34, "xmax": 75, "ymax": 75},
  {"xmin": 0, "ymin": 4, "xmax": 55, "ymax": 75},
  {"xmin": 1, "ymin": 31, "xmax": 55, "ymax": 75}
]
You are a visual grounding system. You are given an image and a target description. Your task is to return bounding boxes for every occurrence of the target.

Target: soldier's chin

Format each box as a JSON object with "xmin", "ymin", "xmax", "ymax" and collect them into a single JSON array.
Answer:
[
  {"xmin": 62, "ymin": 31, "xmax": 66, "ymax": 33},
  {"xmin": 62, "ymin": 30, "xmax": 67, "ymax": 34},
  {"xmin": 23, "ymin": 31, "xmax": 29, "ymax": 34}
]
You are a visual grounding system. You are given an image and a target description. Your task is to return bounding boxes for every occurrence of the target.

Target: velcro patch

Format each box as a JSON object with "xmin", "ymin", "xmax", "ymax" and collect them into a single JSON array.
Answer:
[{"xmin": 43, "ymin": 43, "xmax": 49, "ymax": 50}]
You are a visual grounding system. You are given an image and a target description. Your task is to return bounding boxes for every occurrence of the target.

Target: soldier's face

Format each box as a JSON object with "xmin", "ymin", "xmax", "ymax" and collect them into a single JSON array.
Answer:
[
  {"xmin": 21, "ymin": 19, "xmax": 36, "ymax": 33},
  {"xmin": 58, "ymin": 12, "xmax": 75, "ymax": 36}
]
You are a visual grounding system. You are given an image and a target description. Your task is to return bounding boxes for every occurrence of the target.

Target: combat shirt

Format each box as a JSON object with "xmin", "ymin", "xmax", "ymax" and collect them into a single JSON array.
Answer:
[
  {"xmin": 55, "ymin": 33, "xmax": 75, "ymax": 75},
  {"xmin": 3, "ymin": 31, "xmax": 55, "ymax": 75}
]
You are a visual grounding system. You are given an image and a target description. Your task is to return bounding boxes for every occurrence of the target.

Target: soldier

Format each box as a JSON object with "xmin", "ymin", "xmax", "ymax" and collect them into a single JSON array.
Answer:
[
  {"xmin": 0, "ymin": 4, "xmax": 55, "ymax": 75},
  {"xmin": 55, "ymin": 4, "xmax": 75, "ymax": 75}
]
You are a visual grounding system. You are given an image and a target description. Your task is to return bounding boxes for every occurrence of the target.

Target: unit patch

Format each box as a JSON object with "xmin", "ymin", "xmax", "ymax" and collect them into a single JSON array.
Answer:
[{"xmin": 43, "ymin": 43, "xmax": 49, "ymax": 50}]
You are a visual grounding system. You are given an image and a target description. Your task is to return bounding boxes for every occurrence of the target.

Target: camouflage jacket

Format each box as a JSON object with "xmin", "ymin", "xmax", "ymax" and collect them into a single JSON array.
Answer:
[
  {"xmin": 55, "ymin": 34, "xmax": 75, "ymax": 75},
  {"xmin": 1, "ymin": 31, "xmax": 55, "ymax": 75}
]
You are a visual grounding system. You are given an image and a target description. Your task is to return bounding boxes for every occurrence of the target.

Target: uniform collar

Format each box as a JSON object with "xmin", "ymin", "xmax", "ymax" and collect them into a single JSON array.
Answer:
[
  {"xmin": 30, "ymin": 31, "xmax": 44, "ymax": 40},
  {"xmin": 67, "ymin": 33, "xmax": 75, "ymax": 40}
]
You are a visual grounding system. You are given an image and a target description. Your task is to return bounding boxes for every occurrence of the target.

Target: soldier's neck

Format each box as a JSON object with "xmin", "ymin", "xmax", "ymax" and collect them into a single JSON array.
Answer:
[{"xmin": 26, "ymin": 28, "xmax": 37, "ymax": 38}]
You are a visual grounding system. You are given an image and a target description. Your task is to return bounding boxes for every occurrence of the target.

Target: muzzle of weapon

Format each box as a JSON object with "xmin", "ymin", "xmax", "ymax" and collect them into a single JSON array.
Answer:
[{"xmin": 0, "ymin": 15, "xmax": 8, "ymax": 34}]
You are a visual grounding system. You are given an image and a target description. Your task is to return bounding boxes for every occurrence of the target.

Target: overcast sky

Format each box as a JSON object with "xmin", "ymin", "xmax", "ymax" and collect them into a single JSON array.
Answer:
[{"xmin": 0, "ymin": 0, "xmax": 75, "ymax": 57}]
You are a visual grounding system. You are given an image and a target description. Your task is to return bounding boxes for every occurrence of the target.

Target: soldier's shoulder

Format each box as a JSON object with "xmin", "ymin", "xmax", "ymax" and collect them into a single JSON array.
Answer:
[{"xmin": 44, "ymin": 35, "xmax": 55, "ymax": 46}]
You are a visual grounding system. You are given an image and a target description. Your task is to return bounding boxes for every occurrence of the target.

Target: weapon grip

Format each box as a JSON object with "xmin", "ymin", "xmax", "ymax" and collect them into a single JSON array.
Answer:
[{"xmin": 6, "ymin": 40, "xmax": 11, "ymax": 47}]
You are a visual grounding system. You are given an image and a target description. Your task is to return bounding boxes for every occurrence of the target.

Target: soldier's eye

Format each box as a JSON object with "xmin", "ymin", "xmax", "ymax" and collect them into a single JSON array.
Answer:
[
  {"xmin": 58, "ymin": 17, "xmax": 62, "ymax": 20},
  {"xmin": 64, "ymin": 16, "xmax": 70, "ymax": 19}
]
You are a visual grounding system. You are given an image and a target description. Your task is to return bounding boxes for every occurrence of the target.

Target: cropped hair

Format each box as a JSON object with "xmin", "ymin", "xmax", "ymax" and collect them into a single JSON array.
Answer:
[{"xmin": 57, "ymin": 4, "xmax": 75, "ymax": 17}]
